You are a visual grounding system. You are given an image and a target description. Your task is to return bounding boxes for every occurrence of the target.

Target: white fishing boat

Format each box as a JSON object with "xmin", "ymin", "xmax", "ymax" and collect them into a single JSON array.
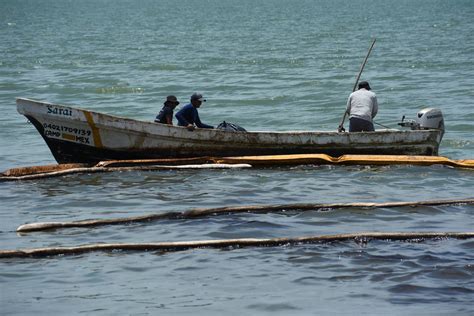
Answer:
[{"xmin": 16, "ymin": 98, "xmax": 445, "ymax": 164}]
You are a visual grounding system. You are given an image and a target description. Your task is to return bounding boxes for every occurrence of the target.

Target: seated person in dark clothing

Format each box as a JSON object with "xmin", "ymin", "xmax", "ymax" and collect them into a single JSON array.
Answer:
[
  {"xmin": 175, "ymin": 93, "xmax": 214, "ymax": 131},
  {"xmin": 155, "ymin": 95, "xmax": 180, "ymax": 125}
]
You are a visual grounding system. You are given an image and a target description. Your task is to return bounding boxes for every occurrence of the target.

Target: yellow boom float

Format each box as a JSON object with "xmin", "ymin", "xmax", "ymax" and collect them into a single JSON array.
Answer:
[{"xmin": 1, "ymin": 154, "xmax": 473, "ymax": 181}]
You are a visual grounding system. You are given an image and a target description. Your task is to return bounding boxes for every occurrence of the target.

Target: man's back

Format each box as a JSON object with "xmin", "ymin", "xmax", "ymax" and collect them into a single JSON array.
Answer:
[{"xmin": 346, "ymin": 88, "xmax": 378, "ymax": 122}]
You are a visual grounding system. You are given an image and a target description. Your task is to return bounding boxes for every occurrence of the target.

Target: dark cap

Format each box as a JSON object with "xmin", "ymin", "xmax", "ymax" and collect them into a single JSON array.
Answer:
[
  {"xmin": 190, "ymin": 93, "xmax": 206, "ymax": 102},
  {"xmin": 358, "ymin": 81, "xmax": 371, "ymax": 90},
  {"xmin": 164, "ymin": 95, "xmax": 179, "ymax": 106}
]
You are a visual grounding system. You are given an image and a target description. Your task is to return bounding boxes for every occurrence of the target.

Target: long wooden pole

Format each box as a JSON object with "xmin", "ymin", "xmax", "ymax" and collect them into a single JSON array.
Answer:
[
  {"xmin": 16, "ymin": 198, "xmax": 474, "ymax": 233},
  {"xmin": 338, "ymin": 38, "xmax": 377, "ymax": 132},
  {"xmin": 2, "ymin": 232, "xmax": 474, "ymax": 258}
]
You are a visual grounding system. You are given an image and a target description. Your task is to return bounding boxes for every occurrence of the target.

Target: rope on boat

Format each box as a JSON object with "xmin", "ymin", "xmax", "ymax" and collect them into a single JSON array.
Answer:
[
  {"xmin": 16, "ymin": 198, "xmax": 474, "ymax": 233},
  {"xmin": 1, "ymin": 232, "xmax": 473, "ymax": 258}
]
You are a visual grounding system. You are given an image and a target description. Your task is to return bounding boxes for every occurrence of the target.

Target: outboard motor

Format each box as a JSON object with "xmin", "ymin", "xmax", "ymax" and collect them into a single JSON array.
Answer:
[
  {"xmin": 416, "ymin": 108, "xmax": 444, "ymax": 130},
  {"xmin": 399, "ymin": 108, "xmax": 444, "ymax": 131}
]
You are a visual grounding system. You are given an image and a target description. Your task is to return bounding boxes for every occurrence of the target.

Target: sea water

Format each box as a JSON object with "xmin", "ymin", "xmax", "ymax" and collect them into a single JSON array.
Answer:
[{"xmin": 1, "ymin": 0, "xmax": 473, "ymax": 314}]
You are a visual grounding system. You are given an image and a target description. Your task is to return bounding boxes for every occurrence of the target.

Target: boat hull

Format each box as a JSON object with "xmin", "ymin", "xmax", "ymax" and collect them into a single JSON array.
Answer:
[{"xmin": 17, "ymin": 98, "xmax": 444, "ymax": 164}]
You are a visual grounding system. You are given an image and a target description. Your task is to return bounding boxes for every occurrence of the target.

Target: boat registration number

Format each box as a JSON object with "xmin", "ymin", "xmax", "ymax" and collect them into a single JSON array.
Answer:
[{"xmin": 43, "ymin": 122, "xmax": 92, "ymax": 145}]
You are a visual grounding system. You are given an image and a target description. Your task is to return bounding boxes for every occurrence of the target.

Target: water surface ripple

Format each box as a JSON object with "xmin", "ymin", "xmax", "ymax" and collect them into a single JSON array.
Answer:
[{"xmin": 1, "ymin": 0, "xmax": 473, "ymax": 314}]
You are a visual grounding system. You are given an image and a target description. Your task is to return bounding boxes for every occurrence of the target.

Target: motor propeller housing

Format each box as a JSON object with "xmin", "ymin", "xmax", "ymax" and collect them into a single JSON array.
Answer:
[{"xmin": 399, "ymin": 108, "xmax": 444, "ymax": 131}]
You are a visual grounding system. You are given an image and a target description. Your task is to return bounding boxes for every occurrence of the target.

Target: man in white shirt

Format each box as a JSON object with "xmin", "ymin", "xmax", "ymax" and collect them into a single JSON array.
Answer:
[{"xmin": 345, "ymin": 81, "xmax": 378, "ymax": 132}]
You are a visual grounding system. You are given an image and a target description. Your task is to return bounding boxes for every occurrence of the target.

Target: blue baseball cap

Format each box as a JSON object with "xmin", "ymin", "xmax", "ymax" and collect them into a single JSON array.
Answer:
[{"xmin": 191, "ymin": 93, "xmax": 206, "ymax": 102}]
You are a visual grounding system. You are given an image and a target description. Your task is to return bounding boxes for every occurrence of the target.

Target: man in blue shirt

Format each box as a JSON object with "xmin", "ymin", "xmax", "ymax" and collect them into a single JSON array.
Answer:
[{"xmin": 175, "ymin": 93, "xmax": 214, "ymax": 131}]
